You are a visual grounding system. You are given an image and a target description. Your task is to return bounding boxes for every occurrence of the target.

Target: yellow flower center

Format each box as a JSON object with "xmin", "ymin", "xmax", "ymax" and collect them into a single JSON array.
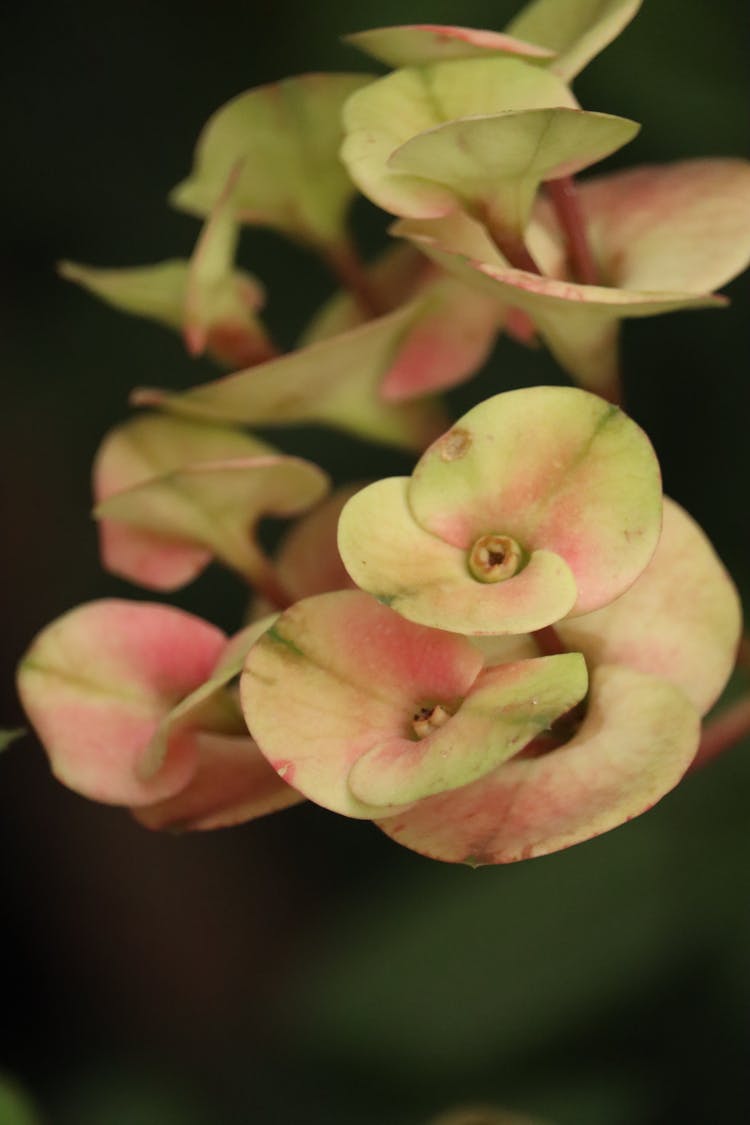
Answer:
[{"xmin": 468, "ymin": 533, "xmax": 524, "ymax": 583}]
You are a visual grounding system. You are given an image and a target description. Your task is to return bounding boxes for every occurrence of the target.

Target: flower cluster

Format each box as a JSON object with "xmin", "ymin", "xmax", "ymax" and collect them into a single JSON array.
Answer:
[{"xmin": 15, "ymin": 0, "xmax": 747, "ymax": 864}]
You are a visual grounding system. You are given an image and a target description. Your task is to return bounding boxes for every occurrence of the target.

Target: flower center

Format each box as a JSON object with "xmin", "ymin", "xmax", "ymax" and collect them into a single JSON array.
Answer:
[
  {"xmin": 412, "ymin": 703, "xmax": 451, "ymax": 740},
  {"xmin": 467, "ymin": 533, "xmax": 524, "ymax": 583}
]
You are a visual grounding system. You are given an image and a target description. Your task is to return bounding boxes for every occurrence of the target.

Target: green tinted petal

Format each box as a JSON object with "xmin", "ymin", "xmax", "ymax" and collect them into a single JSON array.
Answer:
[
  {"xmin": 94, "ymin": 414, "xmax": 326, "ymax": 589},
  {"xmin": 389, "ymin": 108, "xmax": 638, "ymax": 237},
  {"xmin": 96, "ymin": 454, "xmax": 329, "ymax": 587},
  {"xmin": 410, "ymin": 387, "xmax": 661, "ymax": 614},
  {"xmin": 341, "ymin": 57, "xmax": 576, "ymax": 219},
  {"xmin": 507, "ymin": 0, "xmax": 643, "ymax": 81},
  {"xmin": 349, "ymin": 653, "xmax": 587, "ymax": 806},
  {"xmin": 241, "ymin": 591, "xmax": 483, "ymax": 817},
  {"xmin": 394, "ymin": 213, "xmax": 724, "ymax": 393},
  {"xmin": 338, "ymin": 476, "xmax": 577, "ymax": 634},
  {"xmin": 171, "ymin": 73, "xmax": 374, "ymax": 248},
  {"xmin": 378, "ymin": 663, "xmax": 699, "ymax": 864}
]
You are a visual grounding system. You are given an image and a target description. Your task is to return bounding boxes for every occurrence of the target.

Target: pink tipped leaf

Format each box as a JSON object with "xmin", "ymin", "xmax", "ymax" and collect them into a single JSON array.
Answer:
[
  {"xmin": 132, "ymin": 303, "xmax": 449, "ymax": 451},
  {"xmin": 59, "ymin": 256, "xmax": 271, "ymax": 370},
  {"xmin": 302, "ymin": 245, "xmax": 501, "ymax": 402},
  {"xmin": 344, "ymin": 25, "xmax": 556, "ymax": 67},
  {"xmin": 16, "ymin": 600, "xmax": 227, "ymax": 806},
  {"xmin": 94, "ymin": 414, "xmax": 328, "ymax": 590},
  {"xmin": 182, "ymin": 162, "xmax": 276, "ymax": 367},
  {"xmin": 569, "ymin": 158, "xmax": 750, "ymax": 293},
  {"xmin": 393, "ymin": 213, "xmax": 724, "ymax": 394}
]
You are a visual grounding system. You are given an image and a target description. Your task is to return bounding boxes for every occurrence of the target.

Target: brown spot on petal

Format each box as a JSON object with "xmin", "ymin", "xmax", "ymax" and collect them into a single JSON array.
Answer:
[{"xmin": 439, "ymin": 427, "xmax": 472, "ymax": 461}]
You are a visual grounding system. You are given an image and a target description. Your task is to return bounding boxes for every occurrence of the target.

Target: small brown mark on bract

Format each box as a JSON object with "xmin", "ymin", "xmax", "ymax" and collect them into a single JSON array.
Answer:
[{"xmin": 440, "ymin": 427, "xmax": 471, "ymax": 462}]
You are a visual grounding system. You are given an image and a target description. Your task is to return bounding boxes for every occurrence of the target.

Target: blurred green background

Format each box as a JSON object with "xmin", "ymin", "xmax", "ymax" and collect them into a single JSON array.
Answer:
[{"xmin": 2, "ymin": 1, "xmax": 749, "ymax": 1121}]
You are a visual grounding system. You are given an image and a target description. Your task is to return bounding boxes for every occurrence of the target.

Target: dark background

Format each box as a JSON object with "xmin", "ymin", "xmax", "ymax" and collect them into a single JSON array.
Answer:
[{"xmin": 2, "ymin": 1, "xmax": 750, "ymax": 1121}]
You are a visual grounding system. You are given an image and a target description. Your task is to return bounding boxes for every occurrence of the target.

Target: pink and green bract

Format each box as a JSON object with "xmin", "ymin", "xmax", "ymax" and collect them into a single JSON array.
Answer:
[
  {"xmin": 12, "ymin": 0, "xmax": 749, "ymax": 870},
  {"xmin": 338, "ymin": 386, "xmax": 662, "ymax": 635}
]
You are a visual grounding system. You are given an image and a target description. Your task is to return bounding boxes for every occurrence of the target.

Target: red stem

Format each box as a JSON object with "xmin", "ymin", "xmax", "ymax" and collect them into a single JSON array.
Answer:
[
  {"xmin": 486, "ymin": 221, "xmax": 543, "ymax": 275},
  {"xmin": 546, "ymin": 175, "xmax": 600, "ymax": 286},
  {"xmin": 324, "ymin": 240, "xmax": 385, "ymax": 319},
  {"xmin": 532, "ymin": 625, "xmax": 567, "ymax": 656},
  {"xmin": 691, "ymin": 694, "xmax": 750, "ymax": 771},
  {"xmin": 253, "ymin": 564, "xmax": 296, "ymax": 612}
]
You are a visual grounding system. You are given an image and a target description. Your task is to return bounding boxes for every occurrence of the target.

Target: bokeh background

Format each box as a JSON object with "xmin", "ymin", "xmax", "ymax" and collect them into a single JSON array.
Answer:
[{"xmin": 2, "ymin": 1, "xmax": 750, "ymax": 1121}]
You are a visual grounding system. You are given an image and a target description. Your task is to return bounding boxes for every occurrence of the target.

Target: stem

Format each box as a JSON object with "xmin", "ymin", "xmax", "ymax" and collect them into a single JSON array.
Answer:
[
  {"xmin": 532, "ymin": 625, "xmax": 567, "ymax": 656},
  {"xmin": 546, "ymin": 175, "xmax": 600, "ymax": 286},
  {"xmin": 691, "ymin": 694, "xmax": 750, "ymax": 771},
  {"xmin": 251, "ymin": 561, "xmax": 296, "ymax": 612},
  {"xmin": 486, "ymin": 221, "xmax": 542, "ymax": 275},
  {"xmin": 324, "ymin": 239, "xmax": 385, "ymax": 319},
  {"xmin": 736, "ymin": 634, "xmax": 750, "ymax": 672}
]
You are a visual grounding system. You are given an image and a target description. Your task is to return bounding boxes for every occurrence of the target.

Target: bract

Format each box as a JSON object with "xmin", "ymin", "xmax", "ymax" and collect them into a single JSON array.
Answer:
[
  {"xmin": 59, "ymin": 199, "xmax": 273, "ymax": 370},
  {"xmin": 387, "ymin": 107, "xmax": 638, "ymax": 240},
  {"xmin": 17, "ymin": 601, "xmax": 300, "ymax": 830},
  {"xmin": 377, "ymin": 662, "xmax": 699, "ymax": 864},
  {"xmin": 17, "ymin": 601, "xmax": 228, "ymax": 805},
  {"xmin": 134, "ymin": 732, "xmax": 304, "ymax": 832},
  {"xmin": 302, "ymin": 245, "xmax": 502, "ymax": 402},
  {"xmin": 392, "ymin": 157, "xmax": 750, "ymax": 394},
  {"xmin": 557, "ymin": 497, "xmax": 742, "ymax": 717},
  {"xmin": 133, "ymin": 303, "xmax": 449, "ymax": 450},
  {"xmin": 94, "ymin": 414, "xmax": 329, "ymax": 590},
  {"xmin": 182, "ymin": 163, "xmax": 277, "ymax": 367},
  {"xmin": 341, "ymin": 57, "xmax": 579, "ymax": 221},
  {"xmin": 338, "ymin": 387, "xmax": 662, "ymax": 634},
  {"xmin": 241, "ymin": 591, "xmax": 587, "ymax": 818},
  {"xmin": 171, "ymin": 73, "xmax": 374, "ymax": 249},
  {"xmin": 506, "ymin": 0, "xmax": 643, "ymax": 81},
  {"xmin": 344, "ymin": 25, "xmax": 555, "ymax": 67}
]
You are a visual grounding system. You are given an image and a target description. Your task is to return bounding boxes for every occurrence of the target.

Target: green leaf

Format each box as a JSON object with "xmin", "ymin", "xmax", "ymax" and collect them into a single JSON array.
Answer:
[
  {"xmin": 389, "ymin": 107, "xmax": 639, "ymax": 238},
  {"xmin": 506, "ymin": 0, "xmax": 643, "ymax": 81},
  {"xmin": 341, "ymin": 56, "xmax": 576, "ymax": 220},
  {"xmin": 171, "ymin": 73, "xmax": 374, "ymax": 248}
]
